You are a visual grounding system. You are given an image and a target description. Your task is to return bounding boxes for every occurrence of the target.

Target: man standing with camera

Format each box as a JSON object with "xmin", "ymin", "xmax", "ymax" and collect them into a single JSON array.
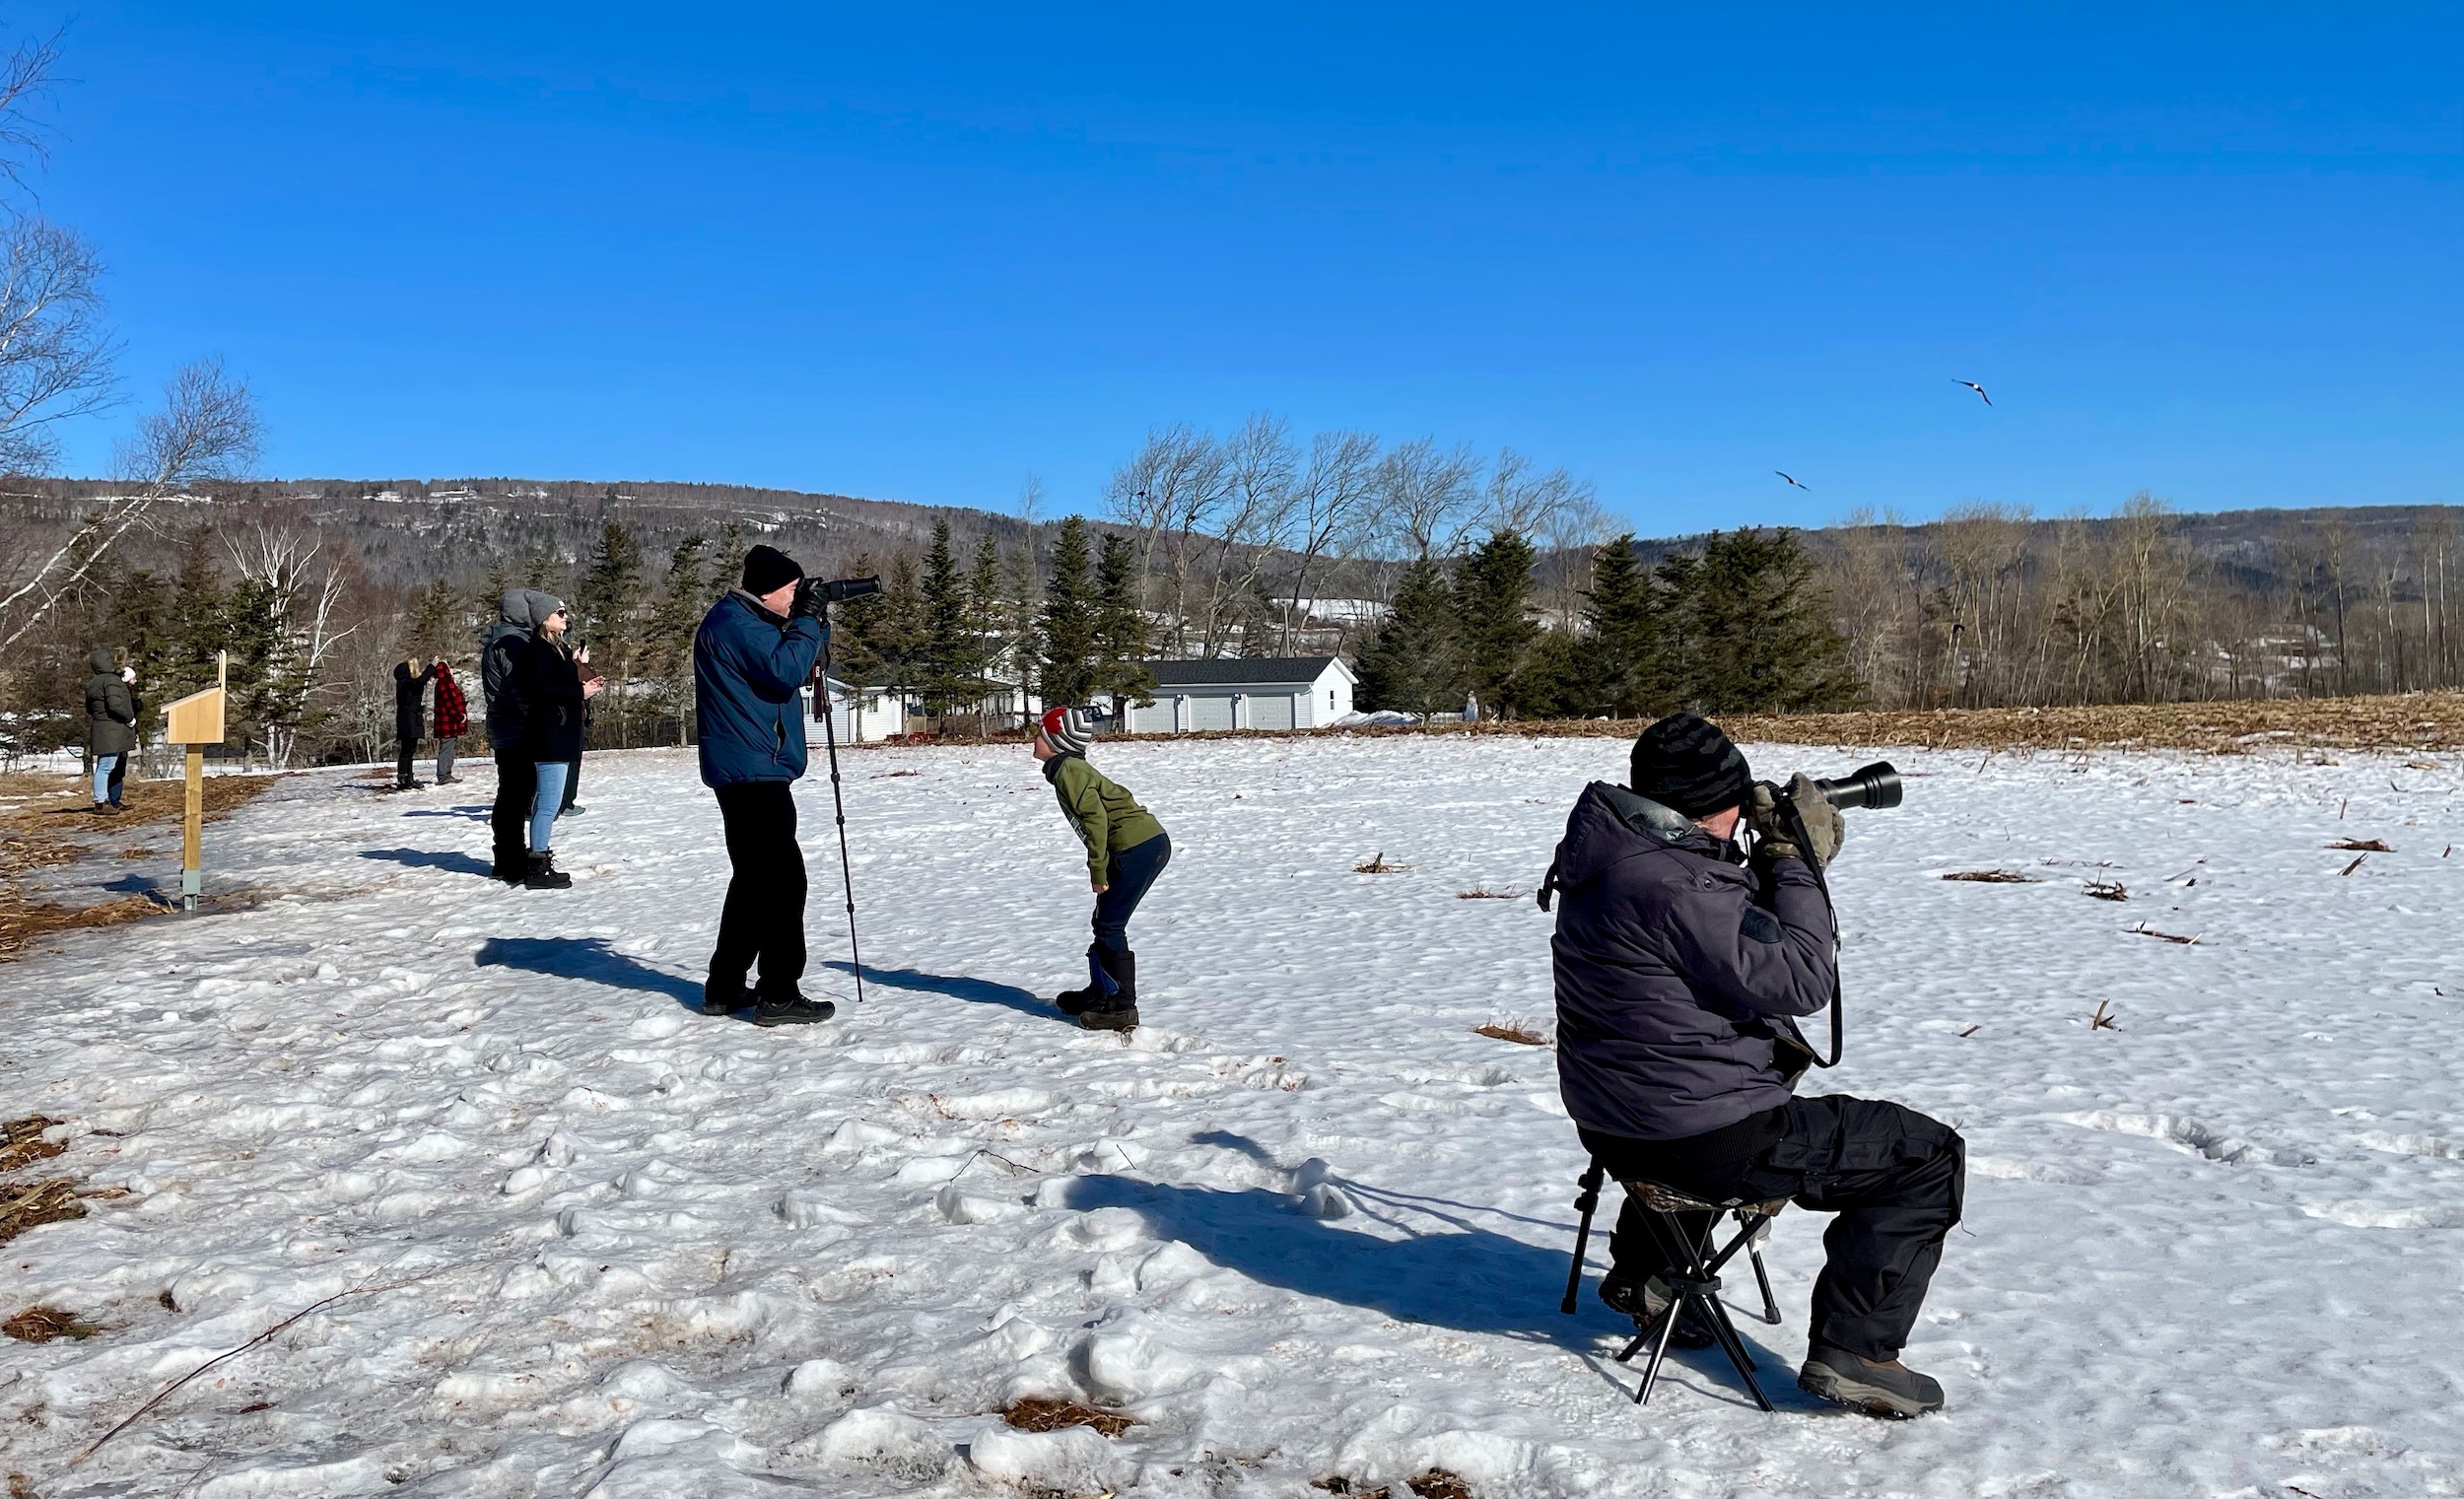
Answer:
[
  {"xmin": 1548, "ymin": 713, "xmax": 1964, "ymax": 1418},
  {"xmin": 694, "ymin": 544, "xmax": 835, "ymax": 1027}
]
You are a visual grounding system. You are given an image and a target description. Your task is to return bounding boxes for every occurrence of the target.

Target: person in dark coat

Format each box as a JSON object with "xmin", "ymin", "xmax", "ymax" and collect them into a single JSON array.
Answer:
[
  {"xmin": 1548, "ymin": 713, "xmax": 1963, "ymax": 1418},
  {"xmin": 692, "ymin": 544, "xmax": 832, "ymax": 1026},
  {"xmin": 392, "ymin": 656, "xmax": 435, "ymax": 789},
  {"xmin": 480, "ymin": 589, "xmax": 560, "ymax": 883},
  {"xmin": 432, "ymin": 659, "xmax": 468, "ymax": 784},
  {"xmin": 514, "ymin": 602, "xmax": 600, "ymax": 889},
  {"xmin": 83, "ymin": 647, "xmax": 137, "ymax": 813}
]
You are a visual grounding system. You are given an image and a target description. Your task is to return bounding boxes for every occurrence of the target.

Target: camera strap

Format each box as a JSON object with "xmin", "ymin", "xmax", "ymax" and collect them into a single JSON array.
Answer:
[{"xmin": 1774, "ymin": 793, "xmax": 1846, "ymax": 1070}]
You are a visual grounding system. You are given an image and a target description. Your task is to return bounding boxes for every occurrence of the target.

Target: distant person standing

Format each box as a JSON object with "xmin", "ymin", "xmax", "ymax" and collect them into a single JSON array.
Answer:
[
  {"xmin": 392, "ymin": 656, "xmax": 435, "ymax": 790},
  {"xmin": 1036, "ymin": 705, "xmax": 1170, "ymax": 1033},
  {"xmin": 515, "ymin": 602, "xmax": 601, "ymax": 890},
  {"xmin": 432, "ymin": 658, "xmax": 468, "ymax": 784},
  {"xmin": 693, "ymin": 544, "xmax": 834, "ymax": 1026},
  {"xmin": 481, "ymin": 589, "xmax": 558, "ymax": 884},
  {"xmin": 83, "ymin": 647, "xmax": 136, "ymax": 815}
]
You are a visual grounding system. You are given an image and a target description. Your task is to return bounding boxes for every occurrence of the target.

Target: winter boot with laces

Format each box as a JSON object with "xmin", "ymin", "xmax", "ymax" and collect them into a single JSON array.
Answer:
[
  {"xmin": 1798, "ymin": 1344, "xmax": 1945, "ymax": 1418},
  {"xmin": 522, "ymin": 851, "xmax": 573, "ymax": 890},
  {"xmin": 1600, "ymin": 1273, "xmax": 1717, "ymax": 1350},
  {"xmin": 751, "ymin": 987, "xmax": 838, "ymax": 1027},
  {"xmin": 1078, "ymin": 946, "xmax": 1138, "ymax": 1033}
]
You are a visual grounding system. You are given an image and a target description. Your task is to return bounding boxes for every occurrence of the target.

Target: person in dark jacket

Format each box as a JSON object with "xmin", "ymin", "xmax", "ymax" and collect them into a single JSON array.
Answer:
[
  {"xmin": 1549, "ymin": 713, "xmax": 1963, "ymax": 1419},
  {"xmin": 393, "ymin": 656, "xmax": 435, "ymax": 789},
  {"xmin": 1036, "ymin": 705, "xmax": 1169, "ymax": 1032},
  {"xmin": 432, "ymin": 659, "xmax": 468, "ymax": 784},
  {"xmin": 481, "ymin": 590, "xmax": 560, "ymax": 883},
  {"xmin": 84, "ymin": 647, "xmax": 137, "ymax": 813},
  {"xmin": 692, "ymin": 545, "xmax": 832, "ymax": 1026},
  {"xmin": 514, "ymin": 602, "xmax": 601, "ymax": 889}
]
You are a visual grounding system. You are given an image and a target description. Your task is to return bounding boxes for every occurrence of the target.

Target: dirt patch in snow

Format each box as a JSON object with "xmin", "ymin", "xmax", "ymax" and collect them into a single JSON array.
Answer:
[{"xmin": 1001, "ymin": 1396, "xmax": 1136, "ymax": 1438}]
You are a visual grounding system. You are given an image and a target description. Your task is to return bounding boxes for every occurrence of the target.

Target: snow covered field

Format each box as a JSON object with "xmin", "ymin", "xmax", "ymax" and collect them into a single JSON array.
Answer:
[{"xmin": 4, "ymin": 733, "xmax": 2461, "ymax": 1498}]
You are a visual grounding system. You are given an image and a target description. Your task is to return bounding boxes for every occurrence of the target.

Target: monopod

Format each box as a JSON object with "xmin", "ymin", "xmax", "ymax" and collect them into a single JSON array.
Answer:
[{"xmin": 811, "ymin": 576, "xmax": 882, "ymax": 1002}]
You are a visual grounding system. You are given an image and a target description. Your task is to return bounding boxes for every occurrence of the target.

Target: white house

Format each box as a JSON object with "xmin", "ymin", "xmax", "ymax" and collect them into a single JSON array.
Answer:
[
  {"xmin": 1119, "ymin": 656, "xmax": 1357, "ymax": 734},
  {"xmin": 801, "ymin": 677, "xmax": 910, "ymax": 745}
]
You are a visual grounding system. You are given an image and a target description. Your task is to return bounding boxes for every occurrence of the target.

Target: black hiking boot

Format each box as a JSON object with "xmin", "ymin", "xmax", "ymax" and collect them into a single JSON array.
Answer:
[
  {"xmin": 1078, "ymin": 946, "xmax": 1138, "ymax": 1033},
  {"xmin": 1799, "ymin": 1345, "xmax": 1945, "ymax": 1418},
  {"xmin": 1601, "ymin": 1273, "xmax": 1717, "ymax": 1350},
  {"xmin": 751, "ymin": 988, "xmax": 837, "ymax": 1027},
  {"xmin": 1055, "ymin": 943, "xmax": 1108, "ymax": 1016},
  {"xmin": 491, "ymin": 857, "xmax": 526, "ymax": 886},
  {"xmin": 522, "ymin": 851, "xmax": 573, "ymax": 890},
  {"xmin": 703, "ymin": 975, "xmax": 754, "ymax": 1017}
]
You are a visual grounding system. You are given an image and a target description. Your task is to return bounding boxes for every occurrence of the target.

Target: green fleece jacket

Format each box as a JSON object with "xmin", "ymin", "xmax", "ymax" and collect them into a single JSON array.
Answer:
[{"xmin": 1045, "ymin": 753, "xmax": 1165, "ymax": 886}]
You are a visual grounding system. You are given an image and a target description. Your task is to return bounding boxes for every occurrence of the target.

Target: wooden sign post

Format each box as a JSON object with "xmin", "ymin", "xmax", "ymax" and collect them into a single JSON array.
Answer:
[{"xmin": 160, "ymin": 652, "xmax": 228, "ymax": 913}]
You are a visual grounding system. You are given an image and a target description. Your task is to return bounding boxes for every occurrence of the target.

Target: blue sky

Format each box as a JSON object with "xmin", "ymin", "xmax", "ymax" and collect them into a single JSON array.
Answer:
[{"xmin": 23, "ymin": 3, "xmax": 2462, "ymax": 533}]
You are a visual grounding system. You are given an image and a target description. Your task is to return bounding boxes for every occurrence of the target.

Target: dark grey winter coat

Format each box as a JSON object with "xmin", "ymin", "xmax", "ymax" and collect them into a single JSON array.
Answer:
[
  {"xmin": 85, "ymin": 648, "xmax": 137, "ymax": 757},
  {"xmin": 479, "ymin": 589, "xmax": 561, "ymax": 751},
  {"xmin": 1548, "ymin": 782, "xmax": 1837, "ymax": 1141}
]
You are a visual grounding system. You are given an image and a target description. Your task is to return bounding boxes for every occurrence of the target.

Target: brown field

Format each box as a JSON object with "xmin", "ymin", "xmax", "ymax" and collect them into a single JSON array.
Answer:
[{"xmin": 0, "ymin": 769, "xmax": 282, "ymax": 961}]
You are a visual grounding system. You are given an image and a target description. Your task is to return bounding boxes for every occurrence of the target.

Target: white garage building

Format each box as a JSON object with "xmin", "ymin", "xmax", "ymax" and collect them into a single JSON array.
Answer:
[{"xmin": 1120, "ymin": 656, "xmax": 1357, "ymax": 734}]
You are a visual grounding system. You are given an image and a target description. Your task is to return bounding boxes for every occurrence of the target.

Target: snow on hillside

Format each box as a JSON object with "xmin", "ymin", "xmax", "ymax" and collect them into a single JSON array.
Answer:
[{"xmin": 3, "ymin": 735, "xmax": 2460, "ymax": 1497}]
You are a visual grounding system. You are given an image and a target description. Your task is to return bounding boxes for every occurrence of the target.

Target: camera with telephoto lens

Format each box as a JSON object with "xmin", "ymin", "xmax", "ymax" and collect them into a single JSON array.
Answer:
[
  {"xmin": 1811, "ymin": 761, "xmax": 1902, "ymax": 811},
  {"xmin": 794, "ymin": 575, "xmax": 883, "ymax": 615}
]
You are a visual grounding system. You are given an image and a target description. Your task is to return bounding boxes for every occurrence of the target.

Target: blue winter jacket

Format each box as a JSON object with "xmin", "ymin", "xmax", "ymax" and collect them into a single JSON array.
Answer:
[
  {"xmin": 1547, "ymin": 782, "xmax": 1837, "ymax": 1141},
  {"xmin": 693, "ymin": 589, "xmax": 825, "ymax": 788}
]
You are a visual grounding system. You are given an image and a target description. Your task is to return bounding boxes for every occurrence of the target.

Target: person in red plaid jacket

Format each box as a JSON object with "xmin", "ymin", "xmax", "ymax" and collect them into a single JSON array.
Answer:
[{"xmin": 432, "ymin": 659, "xmax": 470, "ymax": 785}]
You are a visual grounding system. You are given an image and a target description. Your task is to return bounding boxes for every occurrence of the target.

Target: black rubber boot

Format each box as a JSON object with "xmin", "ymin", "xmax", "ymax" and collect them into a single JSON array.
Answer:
[
  {"xmin": 1601, "ymin": 1273, "xmax": 1717, "ymax": 1350},
  {"xmin": 703, "ymin": 975, "xmax": 754, "ymax": 1017},
  {"xmin": 522, "ymin": 851, "xmax": 573, "ymax": 890},
  {"xmin": 1799, "ymin": 1345, "xmax": 1945, "ymax": 1418},
  {"xmin": 1078, "ymin": 946, "xmax": 1138, "ymax": 1033},
  {"xmin": 1055, "ymin": 943, "xmax": 1108, "ymax": 1017},
  {"xmin": 751, "ymin": 988, "xmax": 838, "ymax": 1027}
]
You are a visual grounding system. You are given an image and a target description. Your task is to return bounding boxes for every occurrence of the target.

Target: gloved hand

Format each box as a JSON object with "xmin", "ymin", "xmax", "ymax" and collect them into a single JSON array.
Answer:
[
  {"xmin": 789, "ymin": 577, "xmax": 825, "ymax": 620},
  {"xmin": 1749, "ymin": 774, "xmax": 1847, "ymax": 868}
]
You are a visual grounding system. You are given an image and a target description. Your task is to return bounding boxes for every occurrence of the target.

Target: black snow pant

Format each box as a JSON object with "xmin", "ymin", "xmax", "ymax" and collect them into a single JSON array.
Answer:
[
  {"xmin": 491, "ymin": 752, "xmax": 538, "ymax": 873},
  {"xmin": 1091, "ymin": 832, "xmax": 1171, "ymax": 952},
  {"xmin": 1581, "ymin": 1095, "xmax": 1965, "ymax": 1363},
  {"xmin": 710, "ymin": 781, "xmax": 806, "ymax": 994},
  {"xmin": 395, "ymin": 715, "xmax": 423, "ymax": 786},
  {"xmin": 560, "ymin": 752, "xmax": 582, "ymax": 811}
]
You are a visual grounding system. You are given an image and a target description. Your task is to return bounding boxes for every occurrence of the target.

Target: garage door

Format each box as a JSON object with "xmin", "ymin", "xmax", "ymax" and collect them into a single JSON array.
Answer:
[
  {"xmin": 1189, "ymin": 694, "xmax": 1235, "ymax": 731},
  {"xmin": 1250, "ymin": 693, "xmax": 1295, "ymax": 730}
]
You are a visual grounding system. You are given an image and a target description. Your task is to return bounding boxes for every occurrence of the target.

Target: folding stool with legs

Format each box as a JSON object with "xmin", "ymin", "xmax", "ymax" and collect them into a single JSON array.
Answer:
[{"xmin": 1562, "ymin": 1160, "xmax": 1787, "ymax": 1409}]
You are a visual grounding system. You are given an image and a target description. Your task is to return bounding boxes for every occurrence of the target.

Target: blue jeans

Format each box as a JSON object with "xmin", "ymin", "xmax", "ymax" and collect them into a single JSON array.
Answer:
[
  {"xmin": 92, "ymin": 753, "xmax": 123, "ymax": 806},
  {"xmin": 1092, "ymin": 832, "xmax": 1171, "ymax": 952},
  {"xmin": 530, "ymin": 760, "xmax": 569, "ymax": 852}
]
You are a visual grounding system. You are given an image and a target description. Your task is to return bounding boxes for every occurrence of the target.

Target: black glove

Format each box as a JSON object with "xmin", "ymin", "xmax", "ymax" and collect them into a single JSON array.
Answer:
[
  {"xmin": 1748, "ymin": 774, "xmax": 1847, "ymax": 868},
  {"xmin": 789, "ymin": 577, "xmax": 825, "ymax": 620}
]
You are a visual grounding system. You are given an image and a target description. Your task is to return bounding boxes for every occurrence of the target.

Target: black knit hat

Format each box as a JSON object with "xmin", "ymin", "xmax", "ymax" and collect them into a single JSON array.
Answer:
[
  {"xmin": 1629, "ymin": 713, "xmax": 1752, "ymax": 818},
  {"xmin": 740, "ymin": 544, "xmax": 804, "ymax": 596}
]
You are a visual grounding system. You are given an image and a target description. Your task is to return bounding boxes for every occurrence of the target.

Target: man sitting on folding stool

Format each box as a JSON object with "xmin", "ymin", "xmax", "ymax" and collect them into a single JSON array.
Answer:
[{"xmin": 1542, "ymin": 713, "xmax": 1965, "ymax": 1417}]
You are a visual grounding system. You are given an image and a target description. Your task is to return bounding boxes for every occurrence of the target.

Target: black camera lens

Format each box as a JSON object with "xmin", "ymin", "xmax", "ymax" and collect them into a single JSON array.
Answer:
[{"xmin": 1812, "ymin": 761, "xmax": 1902, "ymax": 810}]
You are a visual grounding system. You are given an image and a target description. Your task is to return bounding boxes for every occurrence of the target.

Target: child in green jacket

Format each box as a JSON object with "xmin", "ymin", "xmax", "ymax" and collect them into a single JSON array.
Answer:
[{"xmin": 1035, "ymin": 705, "xmax": 1171, "ymax": 1031}]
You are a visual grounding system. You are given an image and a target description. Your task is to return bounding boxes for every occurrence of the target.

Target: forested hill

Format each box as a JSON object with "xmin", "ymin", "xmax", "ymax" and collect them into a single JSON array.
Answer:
[{"xmin": 0, "ymin": 472, "xmax": 2450, "ymax": 595}]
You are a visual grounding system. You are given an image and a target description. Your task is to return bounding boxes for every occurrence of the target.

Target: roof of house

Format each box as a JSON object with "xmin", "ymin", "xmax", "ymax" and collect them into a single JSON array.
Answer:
[{"xmin": 1143, "ymin": 655, "xmax": 1357, "ymax": 689}]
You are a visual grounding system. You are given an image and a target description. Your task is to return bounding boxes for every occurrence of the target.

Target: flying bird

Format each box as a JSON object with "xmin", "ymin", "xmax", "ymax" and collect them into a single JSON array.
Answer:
[
  {"xmin": 1775, "ymin": 470, "xmax": 1810, "ymax": 491},
  {"xmin": 1955, "ymin": 379, "xmax": 1992, "ymax": 406}
]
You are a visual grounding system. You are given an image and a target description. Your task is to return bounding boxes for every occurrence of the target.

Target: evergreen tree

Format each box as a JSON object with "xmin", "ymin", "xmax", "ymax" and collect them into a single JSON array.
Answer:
[
  {"xmin": 1583, "ymin": 533, "xmax": 1659, "ymax": 716},
  {"xmin": 999, "ymin": 539, "xmax": 1041, "ymax": 726},
  {"xmin": 644, "ymin": 533, "xmax": 710, "ymax": 745},
  {"xmin": 917, "ymin": 519, "xmax": 974, "ymax": 717},
  {"xmin": 1038, "ymin": 516, "xmax": 1099, "ymax": 708},
  {"xmin": 881, "ymin": 553, "xmax": 925, "ymax": 691},
  {"xmin": 1453, "ymin": 528, "xmax": 1540, "ymax": 716},
  {"xmin": 405, "ymin": 579, "xmax": 463, "ymax": 663},
  {"xmin": 163, "ymin": 529, "xmax": 230, "ymax": 707},
  {"xmin": 1089, "ymin": 532, "xmax": 1153, "ymax": 717},
  {"xmin": 1353, "ymin": 557, "xmax": 1459, "ymax": 718},
  {"xmin": 572, "ymin": 521, "xmax": 646, "ymax": 745},
  {"xmin": 473, "ymin": 561, "xmax": 512, "ymax": 640},
  {"xmin": 1684, "ymin": 528, "xmax": 1857, "ymax": 712},
  {"xmin": 1652, "ymin": 550, "xmax": 1705, "ymax": 709},
  {"xmin": 965, "ymin": 535, "xmax": 1004, "ymax": 733}
]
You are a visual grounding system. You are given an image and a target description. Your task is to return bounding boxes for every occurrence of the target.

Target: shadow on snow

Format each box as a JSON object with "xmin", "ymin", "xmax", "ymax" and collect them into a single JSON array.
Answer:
[{"xmin": 475, "ymin": 935, "xmax": 703, "ymax": 1011}]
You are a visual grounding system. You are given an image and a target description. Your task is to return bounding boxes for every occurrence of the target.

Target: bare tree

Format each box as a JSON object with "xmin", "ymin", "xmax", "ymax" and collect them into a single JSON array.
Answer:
[
  {"xmin": 222, "ymin": 517, "xmax": 361, "ymax": 767},
  {"xmin": 1191, "ymin": 414, "xmax": 1296, "ymax": 655},
  {"xmin": 1366, "ymin": 436, "xmax": 1481, "ymax": 565},
  {"xmin": 0, "ymin": 358, "xmax": 262, "ymax": 654},
  {"xmin": 1106, "ymin": 424, "xmax": 1229, "ymax": 654},
  {"xmin": 0, "ymin": 217, "xmax": 115, "ymax": 474},
  {"xmin": 1279, "ymin": 429, "xmax": 1379, "ymax": 649}
]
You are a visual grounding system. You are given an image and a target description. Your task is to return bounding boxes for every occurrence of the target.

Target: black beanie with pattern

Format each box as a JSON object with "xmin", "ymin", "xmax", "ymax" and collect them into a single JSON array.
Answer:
[{"xmin": 1628, "ymin": 713, "xmax": 1752, "ymax": 818}]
